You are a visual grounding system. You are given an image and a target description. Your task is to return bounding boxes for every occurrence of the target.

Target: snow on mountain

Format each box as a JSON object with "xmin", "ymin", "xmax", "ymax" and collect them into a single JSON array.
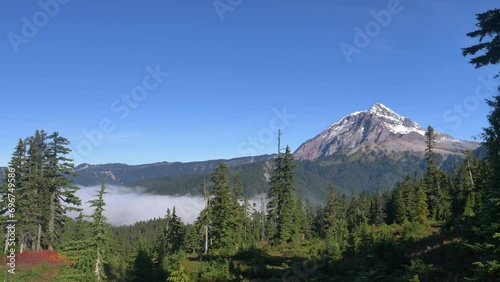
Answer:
[{"xmin": 294, "ymin": 103, "xmax": 479, "ymax": 160}]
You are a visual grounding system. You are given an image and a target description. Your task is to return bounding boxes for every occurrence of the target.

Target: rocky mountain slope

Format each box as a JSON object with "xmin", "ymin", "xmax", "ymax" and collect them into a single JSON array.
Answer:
[{"xmin": 294, "ymin": 103, "xmax": 479, "ymax": 160}]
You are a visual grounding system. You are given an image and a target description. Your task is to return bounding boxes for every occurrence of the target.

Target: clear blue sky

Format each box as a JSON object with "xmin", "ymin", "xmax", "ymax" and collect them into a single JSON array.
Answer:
[{"xmin": 0, "ymin": 0, "xmax": 498, "ymax": 166}]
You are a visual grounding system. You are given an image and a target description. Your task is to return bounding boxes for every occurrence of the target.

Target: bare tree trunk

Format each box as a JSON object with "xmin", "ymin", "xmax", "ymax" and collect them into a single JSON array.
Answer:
[
  {"xmin": 467, "ymin": 159, "xmax": 475, "ymax": 186},
  {"xmin": 4, "ymin": 231, "xmax": 8, "ymax": 253},
  {"xmin": 204, "ymin": 225, "xmax": 208, "ymax": 255},
  {"xmin": 260, "ymin": 198, "xmax": 266, "ymax": 242},
  {"xmin": 20, "ymin": 235, "xmax": 24, "ymax": 253},
  {"xmin": 95, "ymin": 246, "xmax": 102, "ymax": 281},
  {"xmin": 48, "ymin": 192, "xmax": 55, "ymax": 251},
  {"xmin": 36, "ymin": 224, "xmax": 42, "ymax": 251}
]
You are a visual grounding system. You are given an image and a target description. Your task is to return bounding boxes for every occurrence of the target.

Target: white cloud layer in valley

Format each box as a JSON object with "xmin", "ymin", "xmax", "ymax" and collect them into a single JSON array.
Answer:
[
  {"xmin": 71, "ymin": 185, "xmax": 267, "ymax": 226},
  {"xmin": 72, "ymin": 185, "xmax": 206, "ymax": 226}
]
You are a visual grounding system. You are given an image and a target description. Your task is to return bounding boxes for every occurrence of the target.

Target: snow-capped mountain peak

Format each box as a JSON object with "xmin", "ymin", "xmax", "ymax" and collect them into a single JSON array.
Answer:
[
  {"xmin": 368, "ymin": 103, "xmax": 397, "ymax": 116},
  {"xmin": 294, "ymin": 103, "xmax": 478, "ymax": 160},
  {"xmin": 365, "ymin": 103, "xmax": 425, "ymax": 136}
]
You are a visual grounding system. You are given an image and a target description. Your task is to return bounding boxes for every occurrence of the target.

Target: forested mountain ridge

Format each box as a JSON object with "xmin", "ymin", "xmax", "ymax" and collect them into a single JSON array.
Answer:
[
  {"xmin": 70, "ymin": 154, "xmax": 275, "ymax": 186},
  {"xmin": 60, "ymin": 147, "xmax": 473, "ymax": 206}
]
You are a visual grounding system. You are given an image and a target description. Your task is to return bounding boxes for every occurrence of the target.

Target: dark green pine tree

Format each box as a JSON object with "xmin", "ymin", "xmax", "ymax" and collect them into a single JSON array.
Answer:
[
  {"xmin": 415, "ymin": 184, "xmax": 428, "ymax": 224},
  {"xmin": 321, "ymin": 184, "xmax": 349, "ymax": 251},
  {"xmin": 88, "ymin": 181, "xmax": 109, "ymax": 282},
  {"xmin": 462, "ymin": 8, "xmax": 500, "ymax": 280},
  {"xmin": 369, "ymin": 189, "xmax": 385, "ymax": 226},
  {"xmin": 61, "ymin": 182, "xmax": 109, "ymax": 281},
  {"xmin": 451, "ymin": 151, "xmax": 486, "ymax": 217},
  {"xmin": 389, "ymin": 175, "xmax": 419, "ymax": 224},
  {"xmin": 405, "ymin": 175, "xmax": 419, "ymax": 222},
  {"xmin": 346, "ymin": 189, "xmax": 360, "ymax": 233},
  {"xmin": 131, "ymin": 248, "xmax": 155, "ymax": 282},
  {"xmin": 393, "ymin": 186, "xmax": 407, "ymax": 225},
  {"xmin": 292, "ymin": 199, "xmax": 305, "ymax": 242},
  {"xmin": 302, "ymin": 199, "xmax": 315, "ymax": 241},
  {"xmin": 424, "ymin": 126, "xmax": 438, "ymax": 219},
  {"xmin": 26, "ymin": 130, "xmax": 49, "ymax": 251},
  {"xmin": 267, "ymin": 146, "xmax": 297, "ymax": 245},
  {"xmin": 208, "ymin": 162, "xmax": 243, "ymax": 252},
  {"xmin": 46, "ymin": 132, "xmax": 81, "ymax": 251},
  {"xmin": 233, "ymin": 176, "xmax": 251, "ymax": 247},
  {"xmin": 151, "ymin": 210, "xmax": 168, "ymax": 278},
  {"xmin": 165, "ymin": 206, "xmax": 186, "ymax": 255},
  {"xmin": 424, "ymin": 126, "xmax": 451, "ymax": 221},
  {"xmin": 1, "ymin": 139, "xmax": 30, "ymax": 252},
  {"xmin": 182, "ymin": 224, "xmax": 198, "ymax": 254}
]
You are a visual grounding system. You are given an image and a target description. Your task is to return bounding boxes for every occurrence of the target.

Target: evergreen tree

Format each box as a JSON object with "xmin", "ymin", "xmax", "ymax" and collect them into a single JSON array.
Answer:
[
  {"xmin": 369, "ymin": 189, "xmax": 386, "ymax": 225},
  {"xmin": 183, "ymin": 224, "xmax": 198, "ymax": 254},
  {"xmin": 321, "ymin": 184, "xmax": 349, "ymax": 250},
  {"xmin": 346, "ymin": 189, "xmax": 360, "ymax": 233},
  {"xmin": 130, "ymin": 248, "xmax": 155, "ymax": 282},
  {"xmin": 292, "ymin": 199, "xmax": 305, "ymax": 242},
  {"xmin": 88, "ymin": 181, "xmax": 109, "ymax": 281},
  {"xmin": 165, "ymin": 207, "xmax": 186, "ymax": 255},
  {"xmin": 424, "ymin": 126, "xmax": 451, "ymax": 220},
  {"xmin": 151, "ymin": 212, "xmax": 168, "ymax": 278},
  {"xmin": 302, "ymin": 199, "xmax": 315, "ymax": 241},
  {"xmin": 415, "ymin": 184, "xmax": 428, "ymax": 224},
  {"xmin": 462, "ymin": 8, "xmax": 500, "ymax": 279},
  {"xmin": 267, "ymin": 146, "xmax": 297, "ymax": 244},
  {"xmin": 1, "ymin": 139, "xmax": 30, "ymax": 253},
  {"xmin": 452, "ymin": 151, "xmax": 486, "ymax": 217},
  {"xmin": 405, "ymin": 175, "xmax": 419, "ymax": 222},
  {"xmin": 61, "ymin": 182, "xmax": 109, "ymax": 281},
  {"xmin": 462, "ymin": 8, "xmax": 500, "ymax": 72},
  {"xmin": 46, "ymin": 132, "xmax": 81, "ymax": 251},
  {"xmin": 207, "ymin": 162, "xmax": 243, "ymax": 252},
  {"xmin": 26, "ymin": 130, "xmax": 49, "ymax": 251},
  {"xmin": 393, "ymin": 186, "xmax": 407, "ymax": 224}
]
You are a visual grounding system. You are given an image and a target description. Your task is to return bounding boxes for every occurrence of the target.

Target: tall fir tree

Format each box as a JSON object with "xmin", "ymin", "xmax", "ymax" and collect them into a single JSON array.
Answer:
[
  {"xmin": 27, "ymin": 130, "xmax": 49, "ymax": 251},
  {"xmin": 369, "ymin": 189, "xmax": 386, "ymax": 226},
  {"xmin": 393, "ymin": 187, "xmax": 407, "ymax": 224},
  {"xmin": 1, "ymin": 139, "xmax": 30, "ymax": 252},
  {"xmin": 267, "ymin": 146, "xmax": 297, "ymax": 245},
  {"xmin": 89, "ymin": 181, "xmax": 109, "ymax": 281},
  {"xmin": 424, "ymin": 126, "xmax": 451, "ymax": 220},
  {"xmin": 415, "ymin": 184, "xmax": 428, "ymax": 224},
  {"xmin": 61, "ymin": 182, "xmax": 109, "ymax": 281},
  {"xmin": 321, "ymin": 184, "xmax": 349, "ymax": 250},
  {"xmin": 207, "ymin": 162, "xmax": 243, "ymax": 252},
  {"xmin": 462, "ymin": 8, "xmax": 500, "ymax": 279},
  {"xmin": 46, "ymin": 132, "xmax": 81, "ymax": 251},
  {"xmin": 165, "ymin": 207, "xmax": 186, "ymax": 255}
]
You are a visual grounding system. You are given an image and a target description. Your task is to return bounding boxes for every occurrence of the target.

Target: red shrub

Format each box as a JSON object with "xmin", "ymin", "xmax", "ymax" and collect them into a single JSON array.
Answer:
[{"xmin": 2, "ymin": 250, "xmax": 73, "ymax": 267}]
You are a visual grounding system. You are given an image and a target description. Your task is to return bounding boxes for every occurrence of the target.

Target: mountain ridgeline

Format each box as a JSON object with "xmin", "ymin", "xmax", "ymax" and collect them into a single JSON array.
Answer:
[
  {"xmin": 295, "ymin": 103, "xmax": 478, "ymax": 159},
  {"xmin": 62, "ymin": 103, "xmax": 480, "ymax": 205}
]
